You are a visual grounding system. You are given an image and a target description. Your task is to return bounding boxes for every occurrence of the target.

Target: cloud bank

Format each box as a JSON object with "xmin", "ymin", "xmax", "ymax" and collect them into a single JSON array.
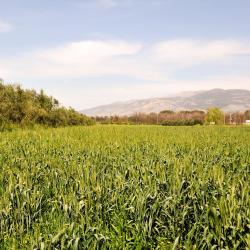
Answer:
[
  {"xmin": 1, "ymin": 38, "xmax": 250, "ymax": 78},
  {"xmin": 154, "ymin": 39, "xmax": 250, "ymax": 65},
  {"xmin": 1, "ymin": 38, "xmax": 250, "ymax": 108}
]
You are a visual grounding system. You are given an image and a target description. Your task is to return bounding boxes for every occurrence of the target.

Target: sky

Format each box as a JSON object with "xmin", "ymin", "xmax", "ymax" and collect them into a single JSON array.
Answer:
[{"xmin": 0, "ymin": 0, "xmax": 250, "ymax": 109}]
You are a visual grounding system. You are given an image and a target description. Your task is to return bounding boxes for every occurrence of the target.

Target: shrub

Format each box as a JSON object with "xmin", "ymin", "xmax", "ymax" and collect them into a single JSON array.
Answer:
[
  {"xmin": 0, "ymin": 82, "xmax": 95, "ymax": 128},
  {"xmin": 161, "ymin": 119, "xmax": 203, "ymax": 126}
]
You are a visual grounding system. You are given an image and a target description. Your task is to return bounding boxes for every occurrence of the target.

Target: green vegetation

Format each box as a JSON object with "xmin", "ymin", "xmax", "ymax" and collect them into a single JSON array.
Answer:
[
  {"xmin": 205, "ymin": 107, "xmax": 224, "ymax": 125},
  {"xmin": 95, "ymin": 110, "xmax": 206, "ymax": 125},
  {"xmin": 161, "ymin": 119, "xmax": 203, "ymax": 126},
  {"xmin": 0, "ymin": 83, "xmax": 94, "ymax": 129},
  {"xmin": 94, "ymin": 109, "xmax": 250, "ymax": 126},
  {"xmin": 0, "ymin": 125, "xmax": 249, "ymax": 249}
]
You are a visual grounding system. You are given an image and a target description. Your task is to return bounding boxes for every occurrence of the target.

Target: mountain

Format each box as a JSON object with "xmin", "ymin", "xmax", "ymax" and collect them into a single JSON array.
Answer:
[{"xmin": 81, "ymin": 89, "xmax": 250, "ymax": 116}]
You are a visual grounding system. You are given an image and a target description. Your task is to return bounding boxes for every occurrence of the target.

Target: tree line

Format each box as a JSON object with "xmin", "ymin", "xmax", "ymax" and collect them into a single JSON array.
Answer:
[
  {"xmin": 1, "ymin": 80, "xmax": 249, "ymax": 128},
  {"xmin": 94, "ymin": 108, "xmax": 250, "ymax": 125},
  {"xmin": 0, "ymin": 81, "xmax": 95, "ymax": 129}
]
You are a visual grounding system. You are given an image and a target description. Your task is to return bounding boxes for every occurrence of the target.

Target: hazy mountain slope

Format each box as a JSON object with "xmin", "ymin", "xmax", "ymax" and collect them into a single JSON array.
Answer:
[{"xmin": 81, "ymin": 89, "xmax": 250, "ymax": 116}]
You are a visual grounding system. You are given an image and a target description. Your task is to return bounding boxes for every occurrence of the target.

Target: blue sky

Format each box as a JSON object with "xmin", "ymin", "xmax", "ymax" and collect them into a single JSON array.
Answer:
[{"xmin": 0, "ymin": 0, "xmax": 250, "ymax": 109}]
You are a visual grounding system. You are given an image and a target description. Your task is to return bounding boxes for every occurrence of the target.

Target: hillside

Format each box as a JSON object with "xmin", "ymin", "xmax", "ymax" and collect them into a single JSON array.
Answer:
[{"xmin": 82, "ymin": 89, "xmax": 250, "ymax": 116}]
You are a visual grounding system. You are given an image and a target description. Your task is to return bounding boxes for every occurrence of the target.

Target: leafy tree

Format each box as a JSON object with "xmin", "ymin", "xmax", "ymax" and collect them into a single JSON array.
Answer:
[
  {"xmin": 205, "ymin": 107, "xmax": 224, "ymax": 125},
  {"xmin": 0, "ymin": 82, "xmax": 95, "ymax": 128},
  {"xmin": 160, "ymin": 110, "xmax": 174, "ymax": 114},
  {"xmin": 161, "ymin": 119, "xmax": 203, "ymax": 126},
  {"xmin": 244, "ymin": 110, "xmax": 250, "ymax": 120}
]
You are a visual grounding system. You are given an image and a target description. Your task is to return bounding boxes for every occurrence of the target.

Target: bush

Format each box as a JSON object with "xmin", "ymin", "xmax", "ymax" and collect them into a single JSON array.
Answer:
[
  {"xmin": 0, "ymin": 83, "xmax": 95, "ymax": 128},
  {"xmin": 161, "ymin": 119, "xmax": 203, "ymax": 126},
  {"xmin": 205, "ymin": 107, "xmax": 224, "ymax": 125}
]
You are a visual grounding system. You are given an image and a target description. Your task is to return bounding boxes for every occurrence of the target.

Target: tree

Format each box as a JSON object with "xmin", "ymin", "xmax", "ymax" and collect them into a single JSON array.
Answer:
[
  {"xmin": 244, "ymin": 110, "xmax": 250, "ymax": 120},
  {"xmin": 160, "ymin": 110, "xmax": 174, "ymax": 114},
  {"xmin": 0, "ymin": 82, "xmax": 95, "ymax": 127},
  {"xmin": 205, "ymin": 107, "xmax": 224, "ymax": 125}
]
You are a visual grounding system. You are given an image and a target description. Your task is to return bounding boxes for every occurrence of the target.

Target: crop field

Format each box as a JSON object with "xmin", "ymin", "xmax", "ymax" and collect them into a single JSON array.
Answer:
[{"xmin": 0, "ymin": 125, "xmax": 249, "ymax": 249}]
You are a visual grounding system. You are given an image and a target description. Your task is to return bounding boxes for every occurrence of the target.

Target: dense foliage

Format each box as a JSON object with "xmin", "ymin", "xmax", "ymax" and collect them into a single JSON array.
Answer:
[
  {"xmin": 205, "ymin": 107, "xmax": 224, "ymax": 125},
  {"xmin": 95, "ymin": 109, "xmax": 250, "ymax": 125},
  {"xmin": 95, "ymin": 110, "xmax": 206, "ymax": 125},
  {"xmin": 0, "ymin": 125, "xmax": 249, "ymax": 249},
  {"xmin": 0, "ymin": 83, "xmax": 94, "ymax": 128},
  {"xmin": 161, "ymin": 119, "xmax": 203, "ymax": 126}
]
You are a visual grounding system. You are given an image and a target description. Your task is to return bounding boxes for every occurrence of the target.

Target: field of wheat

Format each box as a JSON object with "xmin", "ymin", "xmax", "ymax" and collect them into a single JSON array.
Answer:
[{"xmin": 0, "ymin": 125, "xmax": 249, "ymax": 249}]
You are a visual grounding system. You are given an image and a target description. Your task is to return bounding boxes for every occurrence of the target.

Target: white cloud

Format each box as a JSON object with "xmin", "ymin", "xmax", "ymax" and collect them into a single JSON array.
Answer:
[
  {"xmin": 36, "ymin": 40, "xmax": 142, "ymax": 64},
  {"xmin": 1, "ymin": 38, "xmax": 250, "ymax": 108},
  {"xmin": 0, "ymin": 21, "xmax": 12, "ymax": 33},
  {"xmin": 0, "ymin": 39, "xmax": 165, "ymax": 82},
  {"xmin": 3, "ymin": 39, "xmax": 248, "ymax": 82},
  {"xmin": 153, "ymin": 39, "xmax": 250, "ymax": 66},
  {"xmin": 1, "ymin": 39, "xmax": 250, "ymax": 81}
]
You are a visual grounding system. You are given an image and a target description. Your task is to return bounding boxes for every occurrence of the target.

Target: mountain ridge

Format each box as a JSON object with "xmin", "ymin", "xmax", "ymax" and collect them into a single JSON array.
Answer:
[{"xmin": 81, "ymin": 88, "xmax": 250, "ymax": 116}]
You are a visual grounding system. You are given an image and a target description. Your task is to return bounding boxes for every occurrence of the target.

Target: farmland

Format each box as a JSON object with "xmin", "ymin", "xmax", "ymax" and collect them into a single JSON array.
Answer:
[{"xmin": 0, "ymin": 125, "xmax": 249, "ymax": 249}]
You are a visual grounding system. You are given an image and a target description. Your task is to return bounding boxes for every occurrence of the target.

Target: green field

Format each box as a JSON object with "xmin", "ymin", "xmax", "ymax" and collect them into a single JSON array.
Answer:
[{"xmin": 0, "ymin": 125, "xmax": 249, "ymax": 249}]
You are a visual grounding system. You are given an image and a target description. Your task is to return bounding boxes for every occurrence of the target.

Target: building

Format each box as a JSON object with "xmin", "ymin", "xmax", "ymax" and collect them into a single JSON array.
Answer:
[{"xmin": 245, "ymin": 120, "xmax": 250, "ymax": 125}]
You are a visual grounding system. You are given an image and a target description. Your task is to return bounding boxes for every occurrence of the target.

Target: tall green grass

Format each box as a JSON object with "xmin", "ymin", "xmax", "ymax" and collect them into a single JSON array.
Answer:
[{"xmin": 0, "ymin": 125, "xmax": 249, "ymax": 249}]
